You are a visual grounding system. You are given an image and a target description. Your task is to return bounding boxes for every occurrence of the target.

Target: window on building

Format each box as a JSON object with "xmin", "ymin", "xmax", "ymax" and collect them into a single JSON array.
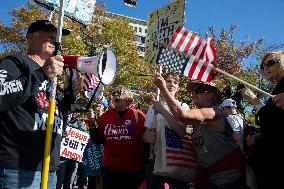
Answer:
[
  {"xmin": 141, "ymin": 37, "xmax": 146, "ymax": 44},
  {"xmin": 139, "ymin": 27, "xmax": 142, "ymax": 33},
  {"xmin": 134, "ymin": 27, "xmax": 137, "ymax": 32},
  {"xmin": 134, "ymin": 35, "xmax": 142, "ymax": 43},
  {"xmin": 145, "ymin": 29, "xmax": 147, "ymax": 33},
  {"xmin": 138, "ymin": 46, "xmax": 145, "ymax": 52}
]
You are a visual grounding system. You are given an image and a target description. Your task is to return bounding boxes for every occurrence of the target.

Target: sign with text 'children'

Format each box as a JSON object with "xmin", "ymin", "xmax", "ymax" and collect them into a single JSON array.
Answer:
[
  {"xmin": 145, "ymin": 0, "xmax": 185, "ymax": 64},
  {"xmin": 60, "ymin": 126, "xmax": 90, "ymax": 162}
]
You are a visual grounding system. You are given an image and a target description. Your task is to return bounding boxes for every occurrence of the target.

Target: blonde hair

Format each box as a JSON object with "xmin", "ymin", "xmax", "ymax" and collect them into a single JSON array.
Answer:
[
  {"xmin": 261, "ymin": 51, "xmax": 284, "ymax": 65},
  {"xmin": 261, "ymin": 51, "xmax": 284, "ymax": 83}
]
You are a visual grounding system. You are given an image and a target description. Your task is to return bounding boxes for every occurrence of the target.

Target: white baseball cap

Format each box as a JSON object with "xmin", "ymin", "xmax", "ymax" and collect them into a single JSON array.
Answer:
[{"xmin": 222, "ymin": 98, "xmax": 237, "ymax": 107}]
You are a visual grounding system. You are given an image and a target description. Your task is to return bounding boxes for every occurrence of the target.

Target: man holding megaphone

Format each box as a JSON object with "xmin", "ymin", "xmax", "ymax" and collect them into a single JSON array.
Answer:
[{"xmin": 0, "ymin": 20, "xmax": 81, "ymax": 188}]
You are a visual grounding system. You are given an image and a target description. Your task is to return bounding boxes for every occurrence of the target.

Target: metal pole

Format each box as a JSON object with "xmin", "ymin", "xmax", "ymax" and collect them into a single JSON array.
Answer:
[{"xmin": 41, "ymin": 0, "xmax": 65, "ymax": 188}]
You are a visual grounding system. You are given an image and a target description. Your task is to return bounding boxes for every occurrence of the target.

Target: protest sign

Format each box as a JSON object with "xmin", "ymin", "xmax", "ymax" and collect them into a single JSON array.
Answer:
[
  {"xmin": 60, "ymin": 126, "xmax": 90, "ymax": 162},
  {"xmin": 35, "ymin": 0, "xmax": 96, "ymax": 26},
  {"xmin": 145, "ymin": 0, "xmax": 185, "ymax": 64}
]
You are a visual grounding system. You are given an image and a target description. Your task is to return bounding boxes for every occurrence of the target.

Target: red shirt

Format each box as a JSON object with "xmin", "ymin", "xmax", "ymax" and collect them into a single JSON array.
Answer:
[{"xmin": 98, "ymin": 108, "xmax": 145, "ymax": 172}]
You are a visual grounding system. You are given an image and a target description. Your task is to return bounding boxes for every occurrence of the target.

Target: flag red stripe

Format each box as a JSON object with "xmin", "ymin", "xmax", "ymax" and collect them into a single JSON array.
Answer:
[
  {"xmin": 208, "ymin": 38, "xmax": 216, "ymax": 62},
  {"xmin": 175, "ymin": 30, "xmax": 189, "ymax": 51},
  {"xmin": 168, "ymin": 25, "xmax": 183, "ymax": 47},
  {"xmin": 167, "ymin": 162, "xmax": 198, "ymax": 169},
  {"xmin": 191, "ymin": 37, "xmax": 202, "ymax": 56},
  {"xmin": 187, "ymin": 60, "xmax": 198, "ymax": 78},
  {"xmin": 166, "ymin": 155, "xmax": 198, "ymax": 164},
  {"xmin": 183, "ymin": 33, "xmax": 197, "ymax": 54},
  {"xmin": 206, "ymin": 70, "xmax": 216, "ymax": 83},
  {"xmin": 198, "ymin": 44, "xmax": 207, "ymax": 60},
  {"xmin": 84, "ymin": 73, "xmax": 100, "ymax": 90},
  {"xmin": 166, "ymin": 149, "xmax": 196, "ymax": 157},
  {"xmin": 196, "ymin": 63, "xmax": 207, "ymax": 81}
]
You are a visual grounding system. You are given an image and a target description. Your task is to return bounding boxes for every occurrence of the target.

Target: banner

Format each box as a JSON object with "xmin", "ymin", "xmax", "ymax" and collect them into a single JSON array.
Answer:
[
  {"xmin": 60, "ymin": 126, "xmax": 90, "ymax": 162},
  {"xmin": 82, "ymin": 141, "xmax": 104, "ymax": 176},
  {"xmin": 145, "ymin": 0, "xmax": 185, "ymax": 64}
]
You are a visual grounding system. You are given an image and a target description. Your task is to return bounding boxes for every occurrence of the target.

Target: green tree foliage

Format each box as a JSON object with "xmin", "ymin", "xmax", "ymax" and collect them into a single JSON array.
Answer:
[
  {"xmin": 0, "ymin": 2, "xmax": 48, "ymax": 58},
  {"xmin": 0, "ymin": 1, "xmax": 156, "ymax": 112}
]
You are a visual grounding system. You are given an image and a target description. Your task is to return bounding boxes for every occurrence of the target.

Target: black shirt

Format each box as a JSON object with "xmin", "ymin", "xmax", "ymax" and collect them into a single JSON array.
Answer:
[{"xmin": 0, "ymin": 55, "xmax": 64, "ymax": 171}]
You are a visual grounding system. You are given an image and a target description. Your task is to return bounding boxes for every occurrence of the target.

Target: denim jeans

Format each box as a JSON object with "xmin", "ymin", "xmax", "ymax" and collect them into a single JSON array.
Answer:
[{"xmin": 0, "ymin": 168, "xmax": 57, "ymax": 189}]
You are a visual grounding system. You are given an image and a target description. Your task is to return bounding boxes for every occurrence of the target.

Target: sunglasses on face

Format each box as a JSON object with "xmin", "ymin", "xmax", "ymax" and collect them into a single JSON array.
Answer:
[
  {"xmin": 112, "ymin": 90, "xmax": 127, "ymax": 96},
  {"xmin": 260, "ymin": 60, "xmax": 281, "ymax": 70}
]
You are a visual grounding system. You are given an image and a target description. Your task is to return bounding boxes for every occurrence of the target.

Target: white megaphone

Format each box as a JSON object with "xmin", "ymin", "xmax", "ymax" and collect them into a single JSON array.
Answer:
[{"xmin": 63, "ymin": 48, "xmax": 116, "ymax": 85}]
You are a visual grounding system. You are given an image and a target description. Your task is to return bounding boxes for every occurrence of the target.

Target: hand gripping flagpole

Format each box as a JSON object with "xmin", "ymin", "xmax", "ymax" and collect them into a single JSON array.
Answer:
[{"xmin": 41, "ymin": 0, "xmax": 65, "ymax": 188}]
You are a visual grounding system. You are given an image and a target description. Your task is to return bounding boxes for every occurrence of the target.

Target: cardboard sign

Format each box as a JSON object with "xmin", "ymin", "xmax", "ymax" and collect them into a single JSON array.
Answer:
[
  {"xmin": 82, "ymin": 141, "xmax": 104, "ymax": 176},
  {"xmin": 35, "ymin": 0, "xmax": 96, "ymax": 26},
  {"xmin": 60, "ymin": 126, "xmax": 90, "ymax": 162},
  {"xmin": 145, "ymin": 0, "xmax": 185, "ymax": 64}
]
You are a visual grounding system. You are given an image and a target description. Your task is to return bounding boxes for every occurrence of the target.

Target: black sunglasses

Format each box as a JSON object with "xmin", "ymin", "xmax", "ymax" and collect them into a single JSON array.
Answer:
[{"xmin": 260, "ymin": 60, "xmax": 281, "ymax": 70}]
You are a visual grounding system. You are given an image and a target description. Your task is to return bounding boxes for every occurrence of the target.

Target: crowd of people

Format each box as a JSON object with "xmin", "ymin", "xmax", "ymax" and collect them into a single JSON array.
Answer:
[{"xmin": 1, "ymin": 19, "xmax": 284, "ymax": 189}]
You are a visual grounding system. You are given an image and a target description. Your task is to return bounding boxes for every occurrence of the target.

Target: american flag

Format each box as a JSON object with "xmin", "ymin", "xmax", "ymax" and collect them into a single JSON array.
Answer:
[
  {"xmin": 157, "ymin": 25, "xmax": 216, "ymax": 83},
  {"xmin": 154, "ymin": 126, "xmax": 197, "ymax": 182},
  {"xmin": 83, "ymin": 73, "xmax": 100, "ymax": 90},
  {"xmin": 165, "ymin": 126, "xmax": 197, "ymax": 170},
  {"xmin": 83, "ymin": 73, "xmax": 104, "ymax": 99}
]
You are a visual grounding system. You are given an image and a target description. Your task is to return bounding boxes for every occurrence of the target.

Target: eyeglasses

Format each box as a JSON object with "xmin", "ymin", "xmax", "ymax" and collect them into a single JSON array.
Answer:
[
  {"xmin": 260, "ymin": 60, "xmax": 281, "ymax": 70},
  {"xmin": 112, "ymin": 90, "xmax": 127, "ymax": 96}
]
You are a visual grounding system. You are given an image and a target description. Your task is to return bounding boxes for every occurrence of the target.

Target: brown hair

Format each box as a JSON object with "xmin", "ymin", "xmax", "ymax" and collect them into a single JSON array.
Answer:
[{"xmin": 162, "ymin": 72, "xmax": 180, "ymax": 83}]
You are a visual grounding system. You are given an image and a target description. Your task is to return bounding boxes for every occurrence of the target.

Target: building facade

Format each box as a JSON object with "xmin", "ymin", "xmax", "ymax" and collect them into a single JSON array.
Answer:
[{"xmin": 106, "ymin": 12, "xmax": 147, "ymax": 57}]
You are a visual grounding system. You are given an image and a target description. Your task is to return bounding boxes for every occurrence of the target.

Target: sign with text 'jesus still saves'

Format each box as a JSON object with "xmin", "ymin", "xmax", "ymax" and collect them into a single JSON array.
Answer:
[{"xmin": 60, "ymin": 126, "xmax": 90, "ymax": 162}]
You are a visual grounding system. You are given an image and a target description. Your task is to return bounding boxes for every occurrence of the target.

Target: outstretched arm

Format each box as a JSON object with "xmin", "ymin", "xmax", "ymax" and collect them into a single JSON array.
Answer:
[{"xmin": 153, "ymin": 73, "xmax": 217, "ymax": 124}]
